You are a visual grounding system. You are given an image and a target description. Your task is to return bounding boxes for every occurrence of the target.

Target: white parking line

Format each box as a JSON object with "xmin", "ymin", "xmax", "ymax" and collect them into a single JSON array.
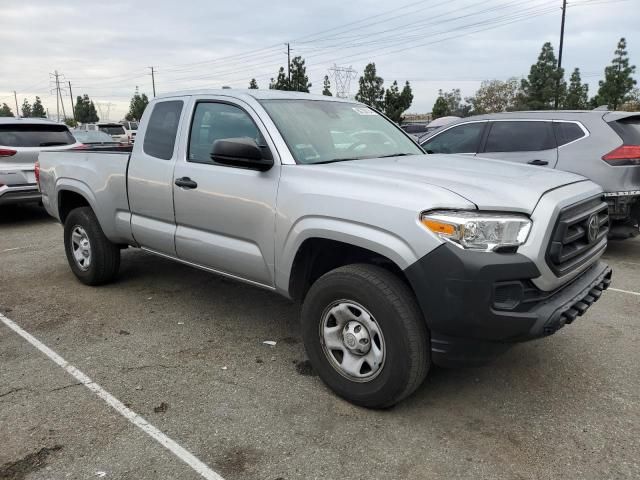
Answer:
[
  {"xmin": 609, "ymin": 287, "xmax": 640, "ymax": 297},
  {"xmin": 0, "ymin": 313, "xmax": 224, "ymax": 480},
  {"xmin": 1, "ymin": 246, "xmax": 28, "ymax": 253}
]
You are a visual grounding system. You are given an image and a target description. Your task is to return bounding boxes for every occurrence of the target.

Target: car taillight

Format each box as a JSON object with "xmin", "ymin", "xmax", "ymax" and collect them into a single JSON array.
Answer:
[
  {"xmin": 602, "ymin": 145, "xmax": 640, "ymax": 165},
  {"xmin": 35, "ymin": 160, "xmax": 40, "ymax": 185},
  {"xmin": 0, "ymin": 148, "xmax": 17, "ymax": 157}
]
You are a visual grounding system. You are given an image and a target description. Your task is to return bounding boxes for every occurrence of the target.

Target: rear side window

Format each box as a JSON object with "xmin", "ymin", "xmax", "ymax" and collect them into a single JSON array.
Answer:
[
  {"xmin": 99, "ymin": 125, "xmax": 125, "ymax": 135},
  {"xmin": 554, "ymin": 122, "xmax": 586, "ymax": 146},
  {"xmin": 143, "ymin": 101, "xmax": 184, "ymax": 160},
  {"xmin": 0, "ymin": 124, "xmax": 75, "ymax": 147},
  {"xmin": 421, "ymin": 122, "xmax": 485, "ymax": 154},
  {"xmin": 484, "ymin": 121, "xmax": 555, "ymax": 152},
  {"xmin": 609, "ymin": 117, "xmax": 640, "ymax": 144}
]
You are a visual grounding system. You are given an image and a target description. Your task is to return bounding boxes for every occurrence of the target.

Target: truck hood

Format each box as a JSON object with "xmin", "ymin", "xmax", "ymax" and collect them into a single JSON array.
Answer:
[{"xmin": 323, "ymin": 154, "xmax": 590, "ymax": 214}]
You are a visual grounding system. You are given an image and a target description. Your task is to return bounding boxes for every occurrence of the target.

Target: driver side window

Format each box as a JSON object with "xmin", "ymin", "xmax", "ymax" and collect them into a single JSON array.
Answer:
[
  {"xmin": 188, "ymin": 102, "xmax": 265, "ymax": 164},
  {"xmin": 421, "ymin": 122, "xmax": 485, "ymax": 154}
]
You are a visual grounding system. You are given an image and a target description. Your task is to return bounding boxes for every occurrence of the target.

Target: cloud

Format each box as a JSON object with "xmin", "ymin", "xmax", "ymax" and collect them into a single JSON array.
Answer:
[{"xmin": 1, "ymin": 0, "xmax": 638, "ymax": 119}]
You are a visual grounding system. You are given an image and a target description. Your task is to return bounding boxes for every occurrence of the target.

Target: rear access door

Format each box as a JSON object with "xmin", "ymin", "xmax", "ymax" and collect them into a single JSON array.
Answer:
[
  {"xmin": 127, "ymin": 98, "xmax": 187, "ymax": 255},
  {"xmin": 478, "ymin": 120, "xmax": 559, "ymax": 168}
]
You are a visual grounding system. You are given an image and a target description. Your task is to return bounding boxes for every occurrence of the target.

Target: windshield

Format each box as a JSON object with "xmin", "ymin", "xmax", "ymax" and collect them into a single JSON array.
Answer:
[
  {"xmin": 260, "ymin": 99, "xmax": 422, "ymax": 164},
  {"xmin": 73, "ymin": 130, "xmax": 118, "ymax": 143},
  {"xmin": 0, "ymin": 123, "xmax": 75, "ymax": 147},
  {"xmin": 99, "ymin": 125, "xmax": 126, "ymax": 135}
]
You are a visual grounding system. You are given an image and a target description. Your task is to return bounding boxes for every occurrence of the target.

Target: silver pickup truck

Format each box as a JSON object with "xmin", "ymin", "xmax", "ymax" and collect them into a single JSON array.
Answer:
[{"xmin": 38, "ymin": 90, "xmax": 612, "ymax": 408}]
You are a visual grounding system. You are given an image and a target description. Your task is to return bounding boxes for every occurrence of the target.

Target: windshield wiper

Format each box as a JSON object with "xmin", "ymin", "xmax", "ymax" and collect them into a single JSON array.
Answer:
[
  {"xmin": 377, "ymin": 153, "xmax": 415, "ymax": 158},
  {"xmin": 39, "ymin": 142, "xmax": 69, "ymax": 146},
  {"xmin": 312, "ymin": 157, "xmax": 365, "ymax": 164}
]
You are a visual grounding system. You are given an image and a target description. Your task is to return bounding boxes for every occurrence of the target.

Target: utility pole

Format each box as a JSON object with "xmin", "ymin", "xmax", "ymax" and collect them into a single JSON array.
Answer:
[
  {"xmin": 68, "ymin": 81, "xmax": 76, "ymax": 122},
  {"xmin": 55, "ymin": 71, "xmax": 60, "ymax": 122},
  {"xmin": 148, "ymin": 66, "xmax": 156, "ymax": 97},
  {"xmin": 287, "ymin": 43, "xmax": 291, "ymax": 83},
  {"xmin": 13, "ymin": 91, "xmax": 19, "ymax": 118},
  {"xmin": 555, "ymin": 0, "xmax": 567, "ymax": 109}
]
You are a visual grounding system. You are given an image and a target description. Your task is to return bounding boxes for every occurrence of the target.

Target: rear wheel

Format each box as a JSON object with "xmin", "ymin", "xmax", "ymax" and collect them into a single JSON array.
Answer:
[
  {"xmin": 301, "ymin": 264, "xmax": 430, "ymax": 408},
  {"xmin": 64, "ymin": 207, "xmax": 120, "ymax": 285}
]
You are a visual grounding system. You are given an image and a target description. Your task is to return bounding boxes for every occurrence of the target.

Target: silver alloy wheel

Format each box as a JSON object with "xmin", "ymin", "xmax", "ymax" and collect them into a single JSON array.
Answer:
[
  {"xmin": 71, "ymin": 226, "xmax": 92, "ymax": 271},
  {"xmin": 319, "ymin": 300, "xmax": 386, "ymax": 382}
]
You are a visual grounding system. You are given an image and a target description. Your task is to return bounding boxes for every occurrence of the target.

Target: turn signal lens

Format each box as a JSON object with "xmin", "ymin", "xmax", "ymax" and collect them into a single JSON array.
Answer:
[{"xmin": 421, "ymin": 219, "xmax": 456, "ymax": 235}]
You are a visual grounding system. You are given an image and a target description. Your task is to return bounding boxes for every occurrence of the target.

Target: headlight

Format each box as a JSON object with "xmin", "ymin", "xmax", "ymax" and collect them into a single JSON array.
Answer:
[{"xmin": 421, "ymin": 210, "xmax": 532, "ymax": 252}]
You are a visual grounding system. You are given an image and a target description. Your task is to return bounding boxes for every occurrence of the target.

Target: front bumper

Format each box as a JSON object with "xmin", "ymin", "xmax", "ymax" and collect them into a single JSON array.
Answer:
[
  {"xmin": 404, "ymin": 243, "xmax": 612, "ymax": 368},
  {"xmin": 0, "ymin": 184, "xmax": 41, "ymax": 206}
]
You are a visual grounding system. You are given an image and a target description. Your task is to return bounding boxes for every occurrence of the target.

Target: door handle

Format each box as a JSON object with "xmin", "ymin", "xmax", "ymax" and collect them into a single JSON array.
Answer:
[
  {"xmin": 528, "ymin": 159, "xmax": 549, "ymax": 166},
  {"xmin": 174, "ymin": 177, "xmax": 198, "ymax": 189}
]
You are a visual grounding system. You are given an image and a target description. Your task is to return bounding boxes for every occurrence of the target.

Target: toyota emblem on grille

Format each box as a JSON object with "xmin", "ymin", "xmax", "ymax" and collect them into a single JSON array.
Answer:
[{"xmin": 587, "ymin": 213, "xmax": 599, "ymax": 243}]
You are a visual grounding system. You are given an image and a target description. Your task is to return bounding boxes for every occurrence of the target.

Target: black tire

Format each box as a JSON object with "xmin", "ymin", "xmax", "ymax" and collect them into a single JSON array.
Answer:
[
  {"xmin": 63, "ymin": 207, "xmax": 120, "ymax": 286},
  {"xmin": 301, "ymin": 263, "xmax": 430, "ymax": 408}
]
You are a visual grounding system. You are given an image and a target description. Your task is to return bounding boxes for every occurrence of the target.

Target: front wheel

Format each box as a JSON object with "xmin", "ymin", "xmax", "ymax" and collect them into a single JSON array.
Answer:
[
  {"xmin": 301, "ymin": 264, "xmax": 430, "ymax": 408},
  {"xmin": 63, "ymin": 207, "xmax": 120, "ymax": 285}
]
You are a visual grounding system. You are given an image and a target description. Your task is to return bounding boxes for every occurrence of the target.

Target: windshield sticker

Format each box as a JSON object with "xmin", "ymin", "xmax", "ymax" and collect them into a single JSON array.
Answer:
[{"xmin": 352, "ymin": 107, "xmax": 378, "ymax": 116}]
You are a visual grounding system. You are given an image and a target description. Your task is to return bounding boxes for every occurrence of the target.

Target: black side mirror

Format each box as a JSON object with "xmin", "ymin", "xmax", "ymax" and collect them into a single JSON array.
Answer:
[{"xmin": 210, "ymin": 137, "xmax": 274, "ymax": 172}]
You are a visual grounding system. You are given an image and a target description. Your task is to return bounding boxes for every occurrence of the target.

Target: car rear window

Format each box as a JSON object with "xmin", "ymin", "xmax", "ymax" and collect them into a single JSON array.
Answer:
[
  {"xmin": 553, "ymin": 122, "xmax": 586, "ymax": 146},
  {"xmin": 484, "ymin": 121, "xmax": 555, "ymax": 152},
  {"xmin": 609, "ymin": 117, "xmax": 640, "ymax": 144},
  {"xmin": 0, "ymin": 123, "xmax": 75, "ymax": 147},
  {"xmin": 99, "ymin": 125, "xmax": 126, "ymax": 135}
]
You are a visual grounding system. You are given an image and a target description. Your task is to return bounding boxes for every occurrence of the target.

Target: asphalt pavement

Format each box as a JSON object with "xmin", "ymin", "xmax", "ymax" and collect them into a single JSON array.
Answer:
[{"xmin": 1, "ymin": 204, "xmax": 638, "ymax": 480}]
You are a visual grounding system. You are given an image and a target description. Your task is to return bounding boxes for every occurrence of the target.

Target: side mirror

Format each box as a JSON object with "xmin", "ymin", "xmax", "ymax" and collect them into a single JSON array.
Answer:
[{"xmin": 210, "ymin": 137, "xmax": 274, "ymax": 172}]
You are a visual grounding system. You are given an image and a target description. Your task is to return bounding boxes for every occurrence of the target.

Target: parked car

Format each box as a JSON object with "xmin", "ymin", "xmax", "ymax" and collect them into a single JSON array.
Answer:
[
  {"xmin": 419, "ymin": 111, "xmax": 640, "ymax": 238},
  {"xmin": 400, "ymin": 122, "xmax": 429, "ymax": 138},
  {"xmin": 38, "ymin": 90, "xmax": 611, "ymax": 408},
  {"xmin": 78, "ymin": 122, "xmax": 129, "ymax": 144},
  {"xmin": 73, "ymin": 130, "xmax": 126, "ymax": 148},
  {"xmin": 120, "ymin": 120, "xmax": 139, "ymax": 144},
  {"xmin": 424, "ymin": 115, "xmax": 461, "ymax": 134},
  {"xmin": 0, "ymin": 118, "xmax": 79, "ymax": 206}
]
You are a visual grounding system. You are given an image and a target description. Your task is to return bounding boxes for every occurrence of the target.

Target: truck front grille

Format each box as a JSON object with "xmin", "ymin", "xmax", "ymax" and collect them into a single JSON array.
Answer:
[{"xmin": 546, "ymin": 197, "xmax": 609, "ymax": 276}]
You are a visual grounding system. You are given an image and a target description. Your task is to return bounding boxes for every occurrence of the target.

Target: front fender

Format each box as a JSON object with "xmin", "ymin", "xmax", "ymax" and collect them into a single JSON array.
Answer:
[{"xmin": 275, "ymin": 216, "xmax": 440, "ymax": 295}]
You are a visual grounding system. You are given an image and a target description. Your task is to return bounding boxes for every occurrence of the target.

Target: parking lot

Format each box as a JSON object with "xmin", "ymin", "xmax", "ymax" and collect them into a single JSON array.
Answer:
[{"xmin": 1, "ymin": 204, "xmax": 638, "ymax": 480}]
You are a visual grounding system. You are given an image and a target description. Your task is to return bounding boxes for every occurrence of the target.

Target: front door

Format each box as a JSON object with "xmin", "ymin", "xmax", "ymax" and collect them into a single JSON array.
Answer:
[{"xmin": 172, "ymin": 99, "xmax": 280, "ymax": 287}]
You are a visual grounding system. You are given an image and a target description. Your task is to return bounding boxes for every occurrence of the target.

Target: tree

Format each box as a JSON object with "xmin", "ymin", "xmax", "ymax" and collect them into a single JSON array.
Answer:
[
  {"xmin": 431, "ymin": 96, "xmax": 450, "ymax": 118},
  {"xmin": 595, "ymin": 37, "xmax": 637, "ymax": 110},
  {"xmin": 621, "ymin": 87, "xmax": 640, "ymax": 111},
  {"xmin": 21, "ymin": 99, "xmax": 32, "ymax": 118},
  {"xmin": 31, "ymin": 96, "xmax": 46, "ymax": 118},
  {"xmin": 74, "ymin": 94, "xmax": 99, "ymax": 123},
  {"xmin": 269, "ymin": 67, "xmax": 290, "ymax": 90},
  {"xmin": 64, "ymin": 118, "xmax": 78, "ymax": 128},
  {"xmin": 289, "ymin": 56, "xmax": 311, "ymax": 92},
  {"xmin": 355, "ymin": 63, "xmax": 385, "ymax": 109},
  {"xmin": 383, "ymin": 81, "xmax": 413, "ymax": 123},
  {"xmin": 466, "ymin": 78, "xmax": 519, "ymax": 114},
  {"xmin": 563, "ymin": 68, "xmax": 589, "ymax": 109},
  {"xmin": 248, "ymin": 78, "xmax": 258, "ymax": 89},
  {"xmin": 516, "ymin": 42, "xmax": 565, "ymax": 110},
  {"xmin": 0, "ymin": 103, "xmax": 13, "ymax": 117},
  {"xmin": 125, "ymin": 89, "xmax": 149, "ymax": 121},
  {"xmin": 322, "ymin": 75, "xmax": 332, "ymax": 96}
]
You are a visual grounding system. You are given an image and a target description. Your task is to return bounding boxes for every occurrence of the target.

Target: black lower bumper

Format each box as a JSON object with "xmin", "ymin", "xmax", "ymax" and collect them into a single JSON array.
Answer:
[
  {"xmin": 404, "ymin": 243, "xmax": 612, "ymax": 368},
  {"xmin": 0, "ymin": 186, "xmax": 41, "ymax": 206}
]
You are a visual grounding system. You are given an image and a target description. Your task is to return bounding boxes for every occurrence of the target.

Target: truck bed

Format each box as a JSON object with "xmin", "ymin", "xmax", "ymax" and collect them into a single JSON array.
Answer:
[{"xmin": 38, "ymin": 149, "xmax": 134, "ymax": 244}]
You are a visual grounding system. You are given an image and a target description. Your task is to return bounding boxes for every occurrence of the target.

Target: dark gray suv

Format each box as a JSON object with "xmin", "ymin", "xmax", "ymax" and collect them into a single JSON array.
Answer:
[{"xmin": 420, "ymin": 111, "xmax": 640, "ymax": 238}]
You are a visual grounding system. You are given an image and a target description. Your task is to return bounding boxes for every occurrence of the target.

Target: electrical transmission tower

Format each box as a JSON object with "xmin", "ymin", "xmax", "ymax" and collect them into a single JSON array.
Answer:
[
  {"xmin": 95, "ymin": 102, "xmax": 115, "ymax": 121},
  {"xmin": 49, "ymin": 70, "xmax": 68, "ymax": 122},
  {"xmin": 328, "ymin": 64, "xmax": 358, "ymax": 99}
]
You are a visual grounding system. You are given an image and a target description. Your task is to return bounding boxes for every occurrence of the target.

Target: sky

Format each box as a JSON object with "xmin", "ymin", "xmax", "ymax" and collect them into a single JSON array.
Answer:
[{"xmin": 1, "ymin": 0, "xmax": 638, "ymax": 121}]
